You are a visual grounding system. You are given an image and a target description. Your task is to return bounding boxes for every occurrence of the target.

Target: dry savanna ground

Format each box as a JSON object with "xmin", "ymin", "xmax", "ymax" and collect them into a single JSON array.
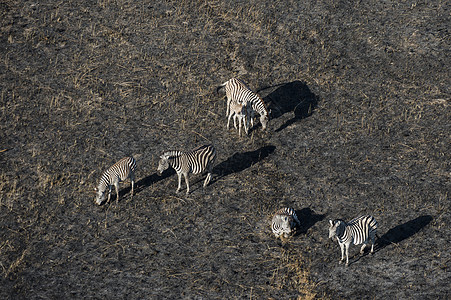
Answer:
[{"xmin": 0, "ymin": 0, "xmax": 450, "ymax": 299}]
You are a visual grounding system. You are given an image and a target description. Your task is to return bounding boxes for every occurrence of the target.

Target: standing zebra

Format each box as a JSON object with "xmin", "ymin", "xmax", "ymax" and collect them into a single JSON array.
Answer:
[
  {"xmin": 227, "ymin": 99, "xmax": 251, "ymax": 136},
  {"xmin": 217, "ymin": 78, "xmax": 269, "ymax": 131},
  {"xmin": 271, "ymin": 207, "xmax": 300, "ymax": 241},
  {"xmin": 157, "ymin": 144, "xmax": 216, "ymax": 194},
  {"xmin": 328, "ymin": 215, "xmax": 378, "ymax": 266},
  {"xmin": 95, "ymin": 156, "xmax": 136, "ymax": 205}
]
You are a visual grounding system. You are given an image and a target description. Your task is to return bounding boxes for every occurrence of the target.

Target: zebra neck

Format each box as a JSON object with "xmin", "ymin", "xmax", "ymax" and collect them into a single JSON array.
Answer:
[
  {"xmin": 336, "ymin": 225, "xmax": 346, "ymax": 241},
  {"xmin": 98, "ymin": 175, "xmax": 109, "ymax": 192},
  {"xmin": 253, "ymin": 101, "xmax": 268, "ymax": 116}
]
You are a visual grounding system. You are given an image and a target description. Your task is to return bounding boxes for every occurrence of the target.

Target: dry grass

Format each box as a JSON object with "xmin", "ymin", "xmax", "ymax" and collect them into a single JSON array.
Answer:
[{"xmin": 0, "ymin": 0, "xmax": 449, "ymax": 298}]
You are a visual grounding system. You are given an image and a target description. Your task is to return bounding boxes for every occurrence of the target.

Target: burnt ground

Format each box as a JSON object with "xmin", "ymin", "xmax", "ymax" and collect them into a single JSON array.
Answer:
[{"xmin": 0, "ymin": 0, "xmax": 449, "ymax": 299}]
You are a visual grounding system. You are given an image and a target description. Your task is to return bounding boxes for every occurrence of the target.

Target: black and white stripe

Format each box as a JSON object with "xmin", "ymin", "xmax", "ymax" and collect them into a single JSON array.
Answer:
[
  {"xmin": 271, "ymin": 207, "xmax": 300, "ymax": 240},
  {"xmin": 157, "ymin": 144, "xmax": 216, "ymax": 194},
  {"xmin": 328, "ymin": 215, "xmax": 378, "ymax": 266},
  {"xmin": 217, "ymin": 78, "xmax": 269, "ymax": 131},
  {"xmin": 95, "ymin": 156, "xmax": 137, "ymax": 205}
]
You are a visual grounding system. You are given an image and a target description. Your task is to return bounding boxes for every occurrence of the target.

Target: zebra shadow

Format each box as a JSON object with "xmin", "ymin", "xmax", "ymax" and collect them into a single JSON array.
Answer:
[
  {"xmin": 295, "ymin": 208, "xmax": 326, "ymax": 235},
  {"xmin": 129, "ymin": 169, "xmax": 176, "ymax": 196},
  {"xmin": 259, "ymin": 81, "xmax": 318, "ymax": 132},
  {"xmin": 376, "ymin": 215, "xmax": 433, "ymax": 251},
  {"xmin": 212, "ymin": 145, "xmax": 276, "ymax": 180}
]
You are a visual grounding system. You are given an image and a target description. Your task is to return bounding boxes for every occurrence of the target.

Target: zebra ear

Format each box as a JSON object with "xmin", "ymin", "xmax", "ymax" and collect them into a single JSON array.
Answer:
[{"xmin": 329, "ymin": 220, "xmax": 333, "ymax": 226}]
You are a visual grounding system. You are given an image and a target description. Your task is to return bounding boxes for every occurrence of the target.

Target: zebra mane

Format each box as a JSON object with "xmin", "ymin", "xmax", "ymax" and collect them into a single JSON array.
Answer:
[{"xmin": 162, "ymin": 151, "xmax": 182, "ymax": 159}]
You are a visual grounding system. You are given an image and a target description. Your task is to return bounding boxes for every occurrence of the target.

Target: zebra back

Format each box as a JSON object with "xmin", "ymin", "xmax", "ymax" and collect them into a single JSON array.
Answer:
[
  {"xmin": 98, "ymin": 156, "xmax": 136, "ymax": 191},
  {"xmin": 331, "ymin": 215, "xmax": 377, "ymax": 245},
  {"xmin": 271, "ymin": 207, "xmax": 300, "ymax": 238},
  {"xmin": 346, "ymin": 215, "xmax": 378, "ymax": 245},
  {"xmin": 163, "ymin": 145, "xmax": 216, "ymax": 175},
  {"xmin": 185, "ymin": 144, "xmax": 216, "ymax": 174}
]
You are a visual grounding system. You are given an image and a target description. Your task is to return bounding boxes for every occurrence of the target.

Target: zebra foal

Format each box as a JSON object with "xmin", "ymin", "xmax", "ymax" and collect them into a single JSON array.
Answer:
[
  {"xmin": 271, "ymin": 207, "xmax": 300, "ymax": 241},
  {"xmin": 157, "ymin": 144, "xmax": 216, "ymax": 194},
  {"xmin": 217, "ymin": 78, "xmax": 269, "ymax": 132},
  {"xmin": 328, "ymin": 215, "xmax": 378, "ymax": 266},
  {"xmin": 227, "ymin": 100, "xmax": 251, "ymax": 136},
  {"xmin": 95, "ymin": 156, "xmax": 136, "ymax": 205}
]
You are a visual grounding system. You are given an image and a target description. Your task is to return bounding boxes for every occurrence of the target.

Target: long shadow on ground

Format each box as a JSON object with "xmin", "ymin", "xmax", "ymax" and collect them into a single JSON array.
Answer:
[
  {"xmin": 121, "ymin": 169, "xmax": 177, "ymax": 197},
  {"xmin": 347, "ymin": 215, "xmax": 433, "ymax": 266},
  {"xmin": 295, "ymin": 208, "xmax": 326, "ymax": 235},
  {"xmin": 377, "ymin": 215, "xmax": 433, "ymax": 251},
  {"xmin": 213, "ymin": 145, "xmax": 276, "ymax": 180},
  {"xmin": 259, "ymin": 81, "xmax": 318, "ymax": 132}
]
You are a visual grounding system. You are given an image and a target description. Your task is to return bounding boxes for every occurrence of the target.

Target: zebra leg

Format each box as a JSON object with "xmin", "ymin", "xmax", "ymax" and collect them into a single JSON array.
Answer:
[
  {"xmin": 176, "ymin": 173, "xmax": 182, "ymax": 193},
  {"xmin": 130, "ymin": 173, "xmax": 135, "ymax": 197},
  {"xmin": 107, "ymin": 186, "xmax": 112, "ymax": 203},
  {"xmin": 339, "ymin": 242, "xmax": 345, "ymax": 264},
  {"xmin": 345, "ymin": 244, "xmax": 350, "ymax": 266},
  {"xmin": 237, "ymin": 115, "xmax": 242, "ymax": 136},
  {"xmin": 227, "ymin": 112, "xmax": 233, "ymax": 130},
  {"xmin": 184, "ymin": 173, "xmax": 190, "ymax": 194},
  {"xmin": 204, "ymin": 166, "xmax": 212, "ymax": 187},
  {"xmin": 114, "ymin": 183, "xmax": 120, "ymax": 204},
  {"xmin": 204, "ymin": 173, "xmax": 212, "ymax": 187},
  {"xmin": 370, "ymin": 235, "xmax": 375, "ymax": 255},
  {"xmin": 360, "ymin": 243, "xmax": 367, "ymax": 255},
  {"xmin": 243, "ymin": 111, "xmax": 249, "ymax": 135}
]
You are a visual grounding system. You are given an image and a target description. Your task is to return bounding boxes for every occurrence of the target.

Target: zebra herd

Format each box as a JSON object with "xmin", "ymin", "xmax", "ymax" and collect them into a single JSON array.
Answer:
[{"xmin": 94, "ymin": 77, "xmax": 379, "ymax": 267}]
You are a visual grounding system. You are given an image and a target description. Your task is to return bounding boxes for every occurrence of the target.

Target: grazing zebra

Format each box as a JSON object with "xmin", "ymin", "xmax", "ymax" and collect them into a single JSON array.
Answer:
[
  {"xmin": 328, "ymin": 215, "xmax": 378, "ymax": 266},
  {"xmin": 227, "ymin": 99, "xmax": 251, "ymax": 136},
  {"xmin": 157, "ymin": 144, "xmax": 216, "ymax": 194},
  {"xmin": 95, "ymin": 156, "xmax": 136, "ymax": 205},
  {"xmin": 271, "ymin": 207, "xmax": 300, "ymax": 240},
  {"xmin": 217, "ymin": 78, "xmax": 269, "ymax": 131}
]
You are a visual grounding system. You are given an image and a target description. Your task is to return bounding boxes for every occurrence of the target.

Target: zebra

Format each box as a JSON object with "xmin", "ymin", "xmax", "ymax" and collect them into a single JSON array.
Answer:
[
  {"xmin": 95, "ymin": 156, "xmax": 137, "ymax": 205},
  {"xmin": 227, "ymin": 99, "xmax": 251, "ymax": 136},
  {"xmin": 157, "ymin": 144, "xmax": 216, "ymax": 194},
  {"xmin": 271, "ymin": 207, "xmax": 300, "ymax": 241},
  {"xmin": 328, "ymin": 215, "xmax": 378, "ymax": 266},
  {"xmin": 217, "ymin": 78, "xmax": 269, "ymax": 131}
]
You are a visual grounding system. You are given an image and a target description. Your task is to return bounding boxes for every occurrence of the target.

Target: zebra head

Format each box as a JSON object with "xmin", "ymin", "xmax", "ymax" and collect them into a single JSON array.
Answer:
[
  {"xmin": 273, "ymin": 214, "xmax": 294, "ymax": 238},
  {"xmin": 260, "ymin": 114, "xmax": 269, "ymax": 130},
  {"xmin": 95, "ymin": 187, "xmax": 106, "ymax": 205},
  {"xmin": 157, "ymin": 154, "xmax": 170, "ymax": 176},
  {"xmin": 328, "ymin": 219, "xmax": 345, "ymax": 239}
]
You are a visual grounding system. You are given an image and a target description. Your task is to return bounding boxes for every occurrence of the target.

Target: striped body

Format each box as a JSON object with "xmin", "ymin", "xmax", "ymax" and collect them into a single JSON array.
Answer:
[
  {"xmin": 329, "ymin": 215, "xmax": 378, "ymax": 266},
  {"xmin": 95, "ymin": 156, "xmax": 136, "ymax": 205},
  {"xmin": 218, "ymin": 78, "xmax": 269, "ymax": 131},
  {"xmin": 157, "ymin": 144, "xmax": 216, "ymax": 194},
  {"xmin": 271, "ymin": 207, "xmax": 300, "ymax": 240}
]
